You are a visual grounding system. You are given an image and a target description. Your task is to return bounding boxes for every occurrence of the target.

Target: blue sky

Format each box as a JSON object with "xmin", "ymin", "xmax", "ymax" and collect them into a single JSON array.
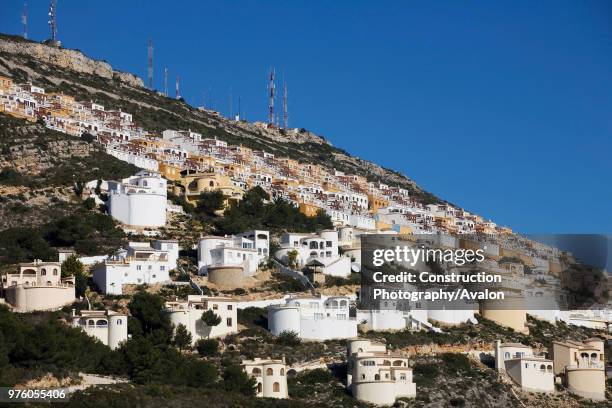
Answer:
[{"xmin": 2, "ymin": 1, "xmax": 611, "ymax": 234}]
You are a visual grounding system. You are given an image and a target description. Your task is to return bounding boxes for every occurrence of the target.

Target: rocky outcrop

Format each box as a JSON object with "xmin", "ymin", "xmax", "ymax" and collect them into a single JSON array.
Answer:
[{"xmin": 0, "ymin": 37, "xmax": 143, "ymax": 88}]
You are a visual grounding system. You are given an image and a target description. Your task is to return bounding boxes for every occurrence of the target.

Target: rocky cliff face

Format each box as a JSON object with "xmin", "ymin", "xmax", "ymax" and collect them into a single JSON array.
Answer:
[{"xmin": 0, "ymin": 35, "xmax": 143, "ymax": 87}]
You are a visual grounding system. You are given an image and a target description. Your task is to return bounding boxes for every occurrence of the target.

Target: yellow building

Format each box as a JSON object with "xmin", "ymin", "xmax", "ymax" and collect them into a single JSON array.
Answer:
[
  {"xmin": 0, "ymin": 75, "xmax": 13, "ymax": 93},
  {"xmin": 367, "ymin": 193, "xmax": 389, "ymax": 213},
  {"xmin": 298, "ymin": 202, "xmax": 323, "ymax": 217},
  {"xmin": 175, "ymin": 172, "xmax": 244, "ymax": 206},
  {"xmin": 159, "ymin": 162, "xmax": 182, "ymax": 181},
  {"xmin": 550, "ymin": 339, "xmax": 606, "ymax": 401}
]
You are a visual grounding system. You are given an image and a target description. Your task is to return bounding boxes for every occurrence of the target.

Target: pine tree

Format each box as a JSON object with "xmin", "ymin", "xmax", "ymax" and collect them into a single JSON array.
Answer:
[{"xmin": 172, "ymin": 323, "xmax": 192, "ymax": 351}]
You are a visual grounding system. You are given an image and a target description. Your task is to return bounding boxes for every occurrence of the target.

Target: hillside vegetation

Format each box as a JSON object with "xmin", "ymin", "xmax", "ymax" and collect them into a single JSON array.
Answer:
[{"xmin": 0, "ymin": 113, "xmax": 138, "ymax": 230}]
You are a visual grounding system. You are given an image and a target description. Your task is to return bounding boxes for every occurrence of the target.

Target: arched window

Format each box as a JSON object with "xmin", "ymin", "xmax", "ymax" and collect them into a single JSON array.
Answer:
[
  {"xmin": 540, "ymin": 364, "xmax": 546, "ymax": 371},
  {"xmin": 266, "ymin": 368, "xmax": 273, "ymax": 376},
  {"xmin": 280, "ymin": 368, "xmax": 285, "ymax": 376},
  {"xmin": 41, "ymin": 269, "xmax": 46, "ymax": 276},
  {"xmin": 273, "ymin": 382, "xmax": 280, "ymax": 392},
  {"xmin": 53, "ymin": 269, "xmax": 58, "ymax": 276},
  {"xmin": 88, "ymin": 319, "xmax": 95, "ymax": 326},
  {"xmin": 116, "ymin": 319, "xmax": 123, "ymax": 325},
  {"xmin": 374, "ymin": 374, "xmax": 380, "ymax": 381},
  {"xmin": 382, "ymin": 360, "xmax": 391, "ymax": 366},
  {"xmin": 252, "ymin": 368, "xmax": 261, "ymax": 376},
  {"xmin": 309, "ymin": 241, "xmax": 318, "ymax": 249},
  {"xmin": 257, "ymin": 383, "xmax": 262, "ymax": 393},
  {"xmin": 209, "ymin": 180, "xmax": 215, "ymax": 187},
  {"xmin": 97, "ymin": 320, "xmax": 108, "ymax": 326},
  {"xmin": 340, "ymin": 300, "xmax": 348, "ymax": 308},
  {"xmin": 504, "ymin": 352, "xmax": 510, "ymax": 360},
  {"xmin": 393, "ymin": 360, "xmax": 404, "ymax": 367},
  {"xmin": 46, "ymin": 281, "xmax": 52, "ymax": 286},
  {"xmin": 547, "ymin": 365, "xmax": 553, "ymax": 372}
]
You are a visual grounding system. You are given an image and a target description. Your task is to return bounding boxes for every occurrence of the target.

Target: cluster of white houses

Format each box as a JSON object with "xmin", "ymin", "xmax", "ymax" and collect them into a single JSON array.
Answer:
[{"xmin": 1, "ymin": 74, "xmax": 523, "ymax": 239}]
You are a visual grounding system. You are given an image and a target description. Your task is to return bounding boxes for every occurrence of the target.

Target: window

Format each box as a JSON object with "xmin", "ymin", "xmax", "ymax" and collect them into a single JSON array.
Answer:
[
  {"xmin": 252, "ymin": 368, "xmax": 261, "ymax": 377},
  {"xmin": 273, "ymin": 382, "xmax": 280, "ymax": 392},
  {"xmin": 362, "ymin": 360, "xmax": 375, "ymax": 366},
  {"xmin": 53, "ymin": 269, "xmax": 58, "ymax": 276},
  {"xmin": 374, "ymin": 374, "xmax": 380, "ymax": 380},
  {"xmin": 337, "ymin": 314, "xmax": 347, "ymax": 320},
  {"xmin": 504, "ymin": 352, "xmax": 510, "ymax": 360},
  {"xmin": 136, "ymin": 265, "xmax": 142, "ymax": 271},
  {"xmin": 213, "ymin": 304, "xmax": 218, "ymax": 310},
  {"xmin": 361, "ymin": 374, "xmax": 365, "ymax": 380},
  {"xmin": 227, "ymin": 305, "xmax": 233, "ymax": 310},
  {"xmin": 41, "ymin": 269, "xmax": 46, "ymax": 276},
  {"xmin": 257, "ymin": 383, "xmax": 262, "ymax": 393},
  {"xmin": 226, "ymin": 318, "xmax": 232, "ymax": 327},
  {"xmin": 160, "ymin": 266, "xmax": 165, "ymax": 271},
  {"xmin": 525, "ymin": 363, "xmax": 528, "ymax": 368},
  {"xmin": 326, "ymin": 241, "xmax": 332, "ymax": 247},
  {"xmin": 116, "ymin": 319, "xmax": 122, "ymax": 325},
  {"xmin": 400, "ymin": 374, "xmax": 406, "ymax": 380},
  {"xmin": 280, "ymin": 368, "xmax": 285, "ymax": 376},
  {"xmin": 266, "ymin": 368, "xmax": 273, "ymax": 376},
  {"xmin": 385, "ymin": 373, "xmax": 389, "ymax": 379},
  {"xmin": 313, "ymin": 313, "xmax": 323, "ymax": 320}
]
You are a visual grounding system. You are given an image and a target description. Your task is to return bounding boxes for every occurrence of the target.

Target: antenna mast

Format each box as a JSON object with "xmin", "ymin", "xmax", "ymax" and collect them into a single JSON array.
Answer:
[
  {"xmin": 229, "ymin": 87, "xmax": 233, "ymax": 119},
  {"xmin": 147, "ymin": 39, "xmax": 154, "ymax": 90},
  {"xmin": 267, "ymin": 67, "xmax": 275, "ymax": 127},
  {"xmin": 48, "ymin": 0, "xmax": 58, "ymax": 45},
  {"xmin": 175, "ymin": 75, "xmax": 181, "ymax": 100},
  {"xmin": 282, "ymin": 78, "xmax": 288, "ymax": 129},
  {"xmin": 163, "ymin": 67, "xmax": 168, "ymax": 96},
  {"xmin": 22, "ymin": 1, "xmax": 28, "ymax": 39}
]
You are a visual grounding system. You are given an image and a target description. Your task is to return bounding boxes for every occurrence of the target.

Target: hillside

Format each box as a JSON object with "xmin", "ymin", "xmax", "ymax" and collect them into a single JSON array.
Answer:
[
  {"xmin": 0, "ymin": 113, "xmax": 139, "ymax": 230},
  {"xmin": 0, "ymin": 33, "xmax": 438, "ymax": 205}
]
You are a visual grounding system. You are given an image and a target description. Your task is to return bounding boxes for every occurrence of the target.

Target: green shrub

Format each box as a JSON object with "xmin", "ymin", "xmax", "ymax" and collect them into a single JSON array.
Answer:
[{"xmin": 196, "ymin": 339, "xmax": 219, "ymax": 357}]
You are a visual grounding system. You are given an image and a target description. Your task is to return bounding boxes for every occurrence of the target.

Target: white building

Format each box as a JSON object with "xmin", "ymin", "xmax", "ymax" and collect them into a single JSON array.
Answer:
[
  {"xmin": 242, "ymin": 357, "xmax": 288, "ymax": 399},
  {"xmin": 494, "ymin": 340, "xmax": 554, "ymax": 393},
  {"xmin": 275, "ymin": 230, "xmax": 351, "ymax": 277},
  {"xmin": 1, "ymin": 260, "xmax": 75, "ymax": 313},
  {"xmin": 71, "ymin": 309, "xmax": 128, "ymax": 350},
  {"xmin": 165, "ymin": 295, "xmax": 237, "ymax": 344},
  {"xmin": 108, "ymin": 171, "xmax": 167, "ymax": 228},
  {"xmin": 346, "ymin": 339, "xmax": 416, "ymax": 405},
  {"xmin": 267, "ymin": 295, "xmax": 357, "ymax": 341},
  {"xmin": 236, "ymin": 230, "xmax": 270, "ymax": 258},
  {"xmin": 92, "ymin": 240, "xmax": 179, "ymax": 295},
  {"xmin": 197, "ymin": 234, "xmax": 265, "ymax": 276}
]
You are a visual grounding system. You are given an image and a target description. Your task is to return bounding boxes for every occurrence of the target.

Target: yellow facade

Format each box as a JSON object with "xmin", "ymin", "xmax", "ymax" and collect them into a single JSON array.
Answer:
[
  {"xmin": 368, "ymin": 193, "xmax": 389, "ymax": 213},
  {"xmin": 298, "ymin": 202, "xmax": 322, "ymax": 217},
  {"xmin": 176, "ymin": 172, "xmax": 244, "ymax": 206},
  {"xmin": 159, "ymin": 162, "xmax": 182, "ymax": 181},
  {"xmin": 0, "ymin": 75, "xmax": 13, "ymax": 93}
]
